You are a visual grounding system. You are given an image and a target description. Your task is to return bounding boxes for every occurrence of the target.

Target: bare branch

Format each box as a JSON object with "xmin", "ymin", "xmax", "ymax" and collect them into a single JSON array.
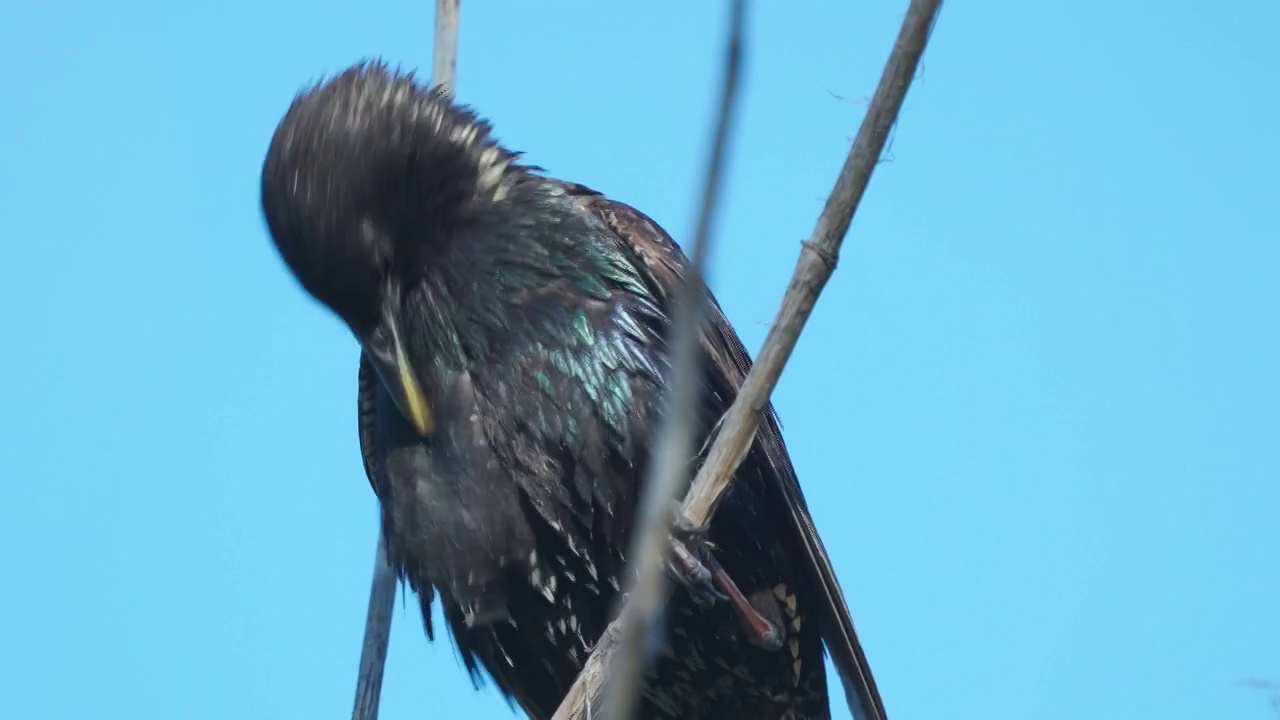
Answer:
[
  {"xmin": 551, "ymin": 1, "xmax": 944, "ymax": 718},
  {"xmin": 586, "ymin": 2, "xmax": 746, "ymax": 719},
  {"xmin": 688, "ymin": 0, "xmax": 746, "ymax": 274},
  {"xmin": 350, "ymin": 533, "xmax": 396, "ymax": 720},
  {"xmin": 1240, "ymin": 678, "xmax": 1280, "ymax": 720},
  {"xmin": 350, "ymin": 4, "xmax": 461, "ymax": 718},
  {"xmin": 684, "ymin": 0, "xmax": 942, "ymax": 526},
  {"xmin": 352, "ymin": 352, "xmax": 396, "ymax": 720},
  {"xmin": 432, "ymin": 0, "xmax": 459, "ymax": 94}
]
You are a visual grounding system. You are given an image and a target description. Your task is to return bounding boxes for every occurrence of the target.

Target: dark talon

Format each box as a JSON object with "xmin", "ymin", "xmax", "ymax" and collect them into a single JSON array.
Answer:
[
  {"xmin": 663, "ymin": 510, "xmax": 787, "ymax": 651},
  {"xmin": 670, "ymin": 502, "xmax": 712, "ymax": 541},
  {"xmin": 667, "ymin": 538, "xmax": 728, "ymax": 606},
  {"xmin": 695, "ymin": 543, "xmax": 786, "ymax": 652},
  {"xmin": 666, "ymin": 504, "xmax": 726, "ymax": 606}
]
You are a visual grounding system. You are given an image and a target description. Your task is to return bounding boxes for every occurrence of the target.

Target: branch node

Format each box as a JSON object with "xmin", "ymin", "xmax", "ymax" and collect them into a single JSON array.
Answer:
[{"xmin": 801, "ymin": 239, "xmax": 839, "ymax": 271}]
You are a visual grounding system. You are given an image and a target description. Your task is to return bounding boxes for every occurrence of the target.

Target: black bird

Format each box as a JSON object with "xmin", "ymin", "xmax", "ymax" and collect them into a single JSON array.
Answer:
[{"xmin": 262, "ymin": 61, "xmax": 885, "ymax": 720}]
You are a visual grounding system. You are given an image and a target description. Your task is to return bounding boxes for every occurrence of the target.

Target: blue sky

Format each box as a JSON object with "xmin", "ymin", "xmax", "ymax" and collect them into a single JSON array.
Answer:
[{"xmin": 2, "ymin": 1, "xmax": 1277, "ymax": 718}]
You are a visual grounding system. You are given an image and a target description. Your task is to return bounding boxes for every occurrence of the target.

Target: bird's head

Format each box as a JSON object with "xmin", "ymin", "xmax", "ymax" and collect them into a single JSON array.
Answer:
[{"xmin": 260, "ymin": 60, "xmax": 519, "ymax": 437}]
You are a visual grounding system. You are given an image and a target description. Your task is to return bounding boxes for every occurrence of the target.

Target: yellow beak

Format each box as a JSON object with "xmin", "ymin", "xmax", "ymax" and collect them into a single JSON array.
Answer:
[
  {"xmin": 364, "ymin": 304, "xmax": 434, "ymax": 438},
  {"xmin": 391, "ymin": 332, "xmax": 434, "ymax": 437}
]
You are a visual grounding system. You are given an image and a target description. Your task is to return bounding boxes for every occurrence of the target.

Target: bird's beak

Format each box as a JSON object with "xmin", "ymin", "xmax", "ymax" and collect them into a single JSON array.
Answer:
[{"xmin": 362, "ymin": 303, "xmax": 434, "ymax": 437}]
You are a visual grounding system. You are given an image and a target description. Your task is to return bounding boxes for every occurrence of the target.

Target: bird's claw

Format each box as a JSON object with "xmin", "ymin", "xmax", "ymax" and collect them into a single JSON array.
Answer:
[
  {"xmin": 667, "ymin": 536, "xmax": 729, "ymax": 607},
  {"xmin": 670, "ymin": 506, "xmax": 713, "ymax": 543},
  {"xmin": 665, "ymin": 505, "xmax": 786, "ymax": 652},
  {"xmin": 666, "ymin": 503, "xmax": 727, "ymax": 606}
]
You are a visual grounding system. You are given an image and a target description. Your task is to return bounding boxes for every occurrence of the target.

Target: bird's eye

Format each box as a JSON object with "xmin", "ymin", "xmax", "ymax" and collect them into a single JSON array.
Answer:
[
  {"xmin": 360, "ymin": 217, "xmax": 394, "ymax": 275},
  {"xmin": 365, "ymin": 322, "xmax": 392, "ymax": 356}
]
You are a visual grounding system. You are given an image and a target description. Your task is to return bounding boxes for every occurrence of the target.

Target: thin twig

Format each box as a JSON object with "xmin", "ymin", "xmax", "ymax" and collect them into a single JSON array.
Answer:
[
  {"xmin": 551, "ymin": 1, "xmax": 943, "ymax": 718},
  {"xmin": 350, "ymin": 4, "xmax": 461, "ymax": 719},
  {"xmin": 589, "ymin": 2, "xmax": 746, "ymax": 719},
  {"xmin": 433, "ymin": 0, "xmax": 459, "ymax": 93},
  {"xmin": 687, "ymin": 0, "xmax": 745, "ymax": 274},
  {"xmin": 684, "ymin": 0, "xmax": 941, "ymax": 525},
  {"xmin": 350, "ymin": 533, "xmax": 396, "ymax": 720},
  {"xmin": 351, "ymin": 352, "xmax": 396, "ymax": 720},
  {"xmin": 1241, "ymin": 679, "xmax": 1280, "ymax": 720}
]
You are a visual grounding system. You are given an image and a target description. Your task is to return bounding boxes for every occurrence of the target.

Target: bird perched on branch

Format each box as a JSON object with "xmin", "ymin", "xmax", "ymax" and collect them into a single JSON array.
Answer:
[{"xmin": 261, "ymin": 60, "xmax": 885, "ymax": 720}]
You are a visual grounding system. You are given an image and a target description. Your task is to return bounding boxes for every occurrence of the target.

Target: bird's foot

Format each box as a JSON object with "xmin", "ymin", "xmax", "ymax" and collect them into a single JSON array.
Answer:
[
  {"xmin": 667, "ymin": 511, "xmax": 727, "ymax": 607},
  {"xmin": 666, "ymin": 508, "xmax": 786, "ymax": 652}
]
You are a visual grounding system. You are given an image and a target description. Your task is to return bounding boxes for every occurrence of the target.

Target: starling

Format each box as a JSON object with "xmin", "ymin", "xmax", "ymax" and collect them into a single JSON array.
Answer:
[{"xmin": 262, "ymin": 61, "xmax": 885, "ymax": 720}]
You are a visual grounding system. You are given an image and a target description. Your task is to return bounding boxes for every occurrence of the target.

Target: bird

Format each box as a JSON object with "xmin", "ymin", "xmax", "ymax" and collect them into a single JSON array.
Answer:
[{"xmin": 261, "ymin": 60, "xmax": 885, "ymax": 720}]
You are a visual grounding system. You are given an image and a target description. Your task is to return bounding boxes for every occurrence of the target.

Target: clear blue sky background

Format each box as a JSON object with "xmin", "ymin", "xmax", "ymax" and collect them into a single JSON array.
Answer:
[{"xmin": 2, "ymin": 1, "xmax": 1276, "ymax": 718}]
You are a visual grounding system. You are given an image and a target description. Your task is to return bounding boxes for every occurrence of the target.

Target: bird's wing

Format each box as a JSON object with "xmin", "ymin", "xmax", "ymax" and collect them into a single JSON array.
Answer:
[
  {"xmin": 567, "ymin": 184, "xmax": 889, "ymax": 720},
  {"xmin": 457, "ymin": 206, "xmax": 674, "ymax": 588}
]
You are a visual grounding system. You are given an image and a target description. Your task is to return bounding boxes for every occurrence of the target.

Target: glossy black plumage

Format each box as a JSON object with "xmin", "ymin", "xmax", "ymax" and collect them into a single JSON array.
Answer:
[{"xmin": 263, "ymin": 61, "xmax": 885, "ymax": 720}]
